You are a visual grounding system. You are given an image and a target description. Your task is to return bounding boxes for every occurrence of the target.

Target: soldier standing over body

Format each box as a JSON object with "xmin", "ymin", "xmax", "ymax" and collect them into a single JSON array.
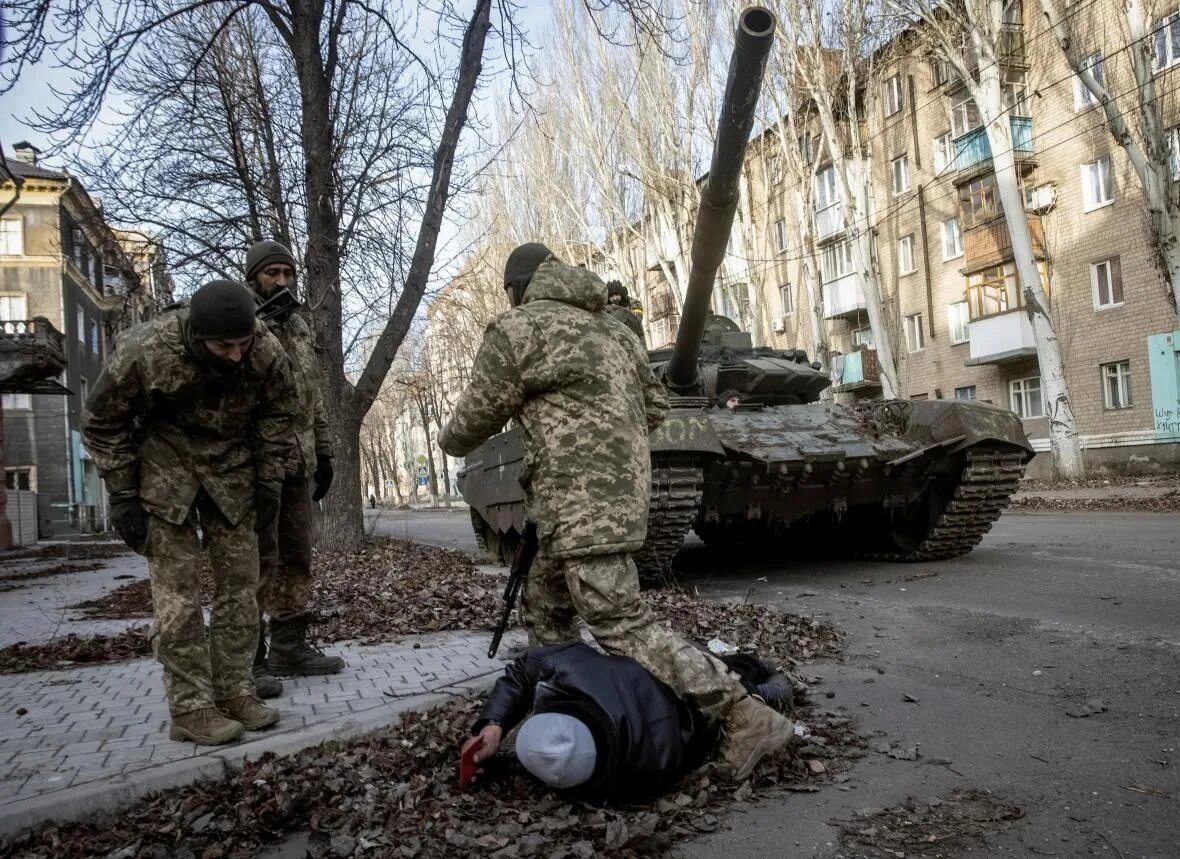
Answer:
[
  {"xmin": 439, "ymin": 244, "xmax": 795, "ymax": 782},
  {"xmin": 604, "ymin": 280, "xmax": 646, "ymax": 343},
  {"xmin": 244, "ymin": 241, "xmax": 344, "ymax": 698},
  {"xmin": 83, "ymin": 280, "xmax": 296, "ymax": 744}
]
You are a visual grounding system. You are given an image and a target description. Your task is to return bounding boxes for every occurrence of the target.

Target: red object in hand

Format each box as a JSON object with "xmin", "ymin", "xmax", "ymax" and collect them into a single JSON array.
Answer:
[{"xmin": 459, "ymin": 741, "xmax": 480, "ymax": 788}]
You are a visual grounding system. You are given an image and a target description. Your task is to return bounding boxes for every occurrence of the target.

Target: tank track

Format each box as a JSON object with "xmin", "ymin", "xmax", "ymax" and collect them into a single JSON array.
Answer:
[
  {"xmin": 634, "ymin": 458, "xmax": 704, "ymax": 584},
  {"xmin": 863, "ymin": 445, "xmax": 1027, "ymax": 561}
]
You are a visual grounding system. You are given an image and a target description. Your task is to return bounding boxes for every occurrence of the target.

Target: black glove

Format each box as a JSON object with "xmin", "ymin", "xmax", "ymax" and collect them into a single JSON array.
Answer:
[
  {"xmin": 312, "ymin": 454, "xmax": 334, "ymax": 502},
  {"xmin": 255, "ymin": 480, "xmax": 283, "ymax": 531},
  {"xmin": 110, "ymin": 495, "xmax": 149, "ymax": 553}
]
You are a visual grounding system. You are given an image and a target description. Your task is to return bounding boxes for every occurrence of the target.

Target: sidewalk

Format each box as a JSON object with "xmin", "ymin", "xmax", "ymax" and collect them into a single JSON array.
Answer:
[
  {"xmin": 0, "ymin": 544, "xmax": 524, "ymax": 840},
  {"xmin": 1011, "ymin": 475, "xmax": 1180, "ymax": 510}
]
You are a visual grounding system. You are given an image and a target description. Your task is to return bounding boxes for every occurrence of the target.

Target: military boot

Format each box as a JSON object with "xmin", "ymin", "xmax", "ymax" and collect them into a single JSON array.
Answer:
[
  {"xmin": 216, "ymin": 694, "xmax": 280, "ymax": 731},
  {"xmin": 269, "ymin": 613, "xmax": 346, "ymax": 676},
  {"xmin": 169, "ymin": 707, "xmax": 243, "ymax": 745},
  {"xmin": 719, "ymin": 696, "xmax": 796, "ymax": 781},
  {"xmin": 252, "ymin": 631, "xmax": 283, "ymax": 699}
]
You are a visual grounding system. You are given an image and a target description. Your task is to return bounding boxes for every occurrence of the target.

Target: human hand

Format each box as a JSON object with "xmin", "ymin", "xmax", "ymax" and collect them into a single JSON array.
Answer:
[
  {"xmin": 312, "ymin": 454, "xmax": 333, "ymax": 502},
  {"xmin": 110, "ymin": 496, "xmax": 148, "ymax": 553},
  {"xmin": 462, "ymin": 724, "xmax": 503, "ymax": 764}
]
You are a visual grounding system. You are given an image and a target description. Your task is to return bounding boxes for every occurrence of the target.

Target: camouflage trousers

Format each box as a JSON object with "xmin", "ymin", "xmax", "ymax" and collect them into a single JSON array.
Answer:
[
  {"xmin": 144, "ymin": 492, "xmax": 258, "ymax": 715},
  {"xmin": 522, "ymin": 550, "xmax": 747, "ymax": 722},
  {"xmin": 257, "ymin": 475, "xmax": 313, "ymax": 622}
]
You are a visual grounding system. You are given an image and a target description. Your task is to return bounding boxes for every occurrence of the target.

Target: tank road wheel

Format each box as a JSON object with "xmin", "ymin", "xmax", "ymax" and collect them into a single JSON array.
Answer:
[
  {"xmin": 633, "ymin": 458, "xmax": 704, "ymax": 589},
  {"xmin": 469, "ymin": 510, "xmax": 499, "ymax": 564},
  {"xmin": 497, "ymin": 528, "xmax": 522, "ymax": 567}
]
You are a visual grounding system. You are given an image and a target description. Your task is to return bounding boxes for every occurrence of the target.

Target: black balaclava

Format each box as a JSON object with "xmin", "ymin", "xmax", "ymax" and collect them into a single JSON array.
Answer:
[
  {"xmin": 184, "ymin": 279, "xmax": 257, "ymax": 370},
  {"xmin": 503, "ymin": 243, "xmax": 556, "ymax": 306}
]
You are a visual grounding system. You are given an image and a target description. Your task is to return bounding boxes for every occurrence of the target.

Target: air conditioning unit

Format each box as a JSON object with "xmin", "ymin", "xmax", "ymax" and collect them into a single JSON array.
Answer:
[
  {"xmin": 772, "ymin": 317, "xmax": 786, "ymax": 333},
  {"xmin": 1025, "ymin": 184, "xmax": 1057, "ymax": 213}
]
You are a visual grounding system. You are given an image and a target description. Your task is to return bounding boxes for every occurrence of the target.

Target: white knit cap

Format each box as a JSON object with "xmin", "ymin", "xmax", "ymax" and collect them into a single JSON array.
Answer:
[{"xmin": 514, "ymin": 712, "xmax": 597, "ymax": 789}]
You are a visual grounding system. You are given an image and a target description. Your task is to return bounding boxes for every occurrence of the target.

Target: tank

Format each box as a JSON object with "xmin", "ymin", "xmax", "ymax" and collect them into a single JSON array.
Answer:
[{"xmin": 458, "ymin": 6, "xmax": 1033, "ymax": 579}]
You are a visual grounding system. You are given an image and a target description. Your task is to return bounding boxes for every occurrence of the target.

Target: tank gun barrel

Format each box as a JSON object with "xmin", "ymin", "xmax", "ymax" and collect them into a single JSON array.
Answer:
[{"xmin": 664, "ymin": 7, "xmax": 776, "ymax": 393}]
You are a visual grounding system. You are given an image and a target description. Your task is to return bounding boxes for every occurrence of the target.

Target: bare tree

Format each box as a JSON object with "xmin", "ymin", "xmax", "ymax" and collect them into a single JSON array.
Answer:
[
  {"xmin": 899, "ymin": 0, "xmax": 1085, "ymax": 477},
  {"xmin": 1041, "ymin": 0, "xmax": 1180, "ymax": 312}
]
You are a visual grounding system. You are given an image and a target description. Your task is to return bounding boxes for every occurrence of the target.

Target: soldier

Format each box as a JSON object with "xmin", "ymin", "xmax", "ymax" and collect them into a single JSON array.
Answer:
[
  {"xmin": 604, "ymin": 280, "xmax": 645, "ymax": 343},
  {"xmin": 244, "ymin": 240, "xmax": 344, "ymax": 698},
  {"xmin": 83, "ymin": 280, "xmax": 295, "ymax": 745},
  {"xmin": 439, "ymin": 244, "xmax": 795, "ymax": 782}
]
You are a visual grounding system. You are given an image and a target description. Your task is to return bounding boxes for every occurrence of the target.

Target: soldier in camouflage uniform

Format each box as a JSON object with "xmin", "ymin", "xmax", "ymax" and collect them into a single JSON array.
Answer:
[
  {"xmin": 605, "ymin": 280, "xmax": 645, "ymax": 343},
  {"xmin": 439, "ymin": 244, "xmax": 795, "ymax": 781},
  {"xmin": 83, "ymin": 280, "xmax": 296, "ymax": 745},
  {"xmin": 244, "ymin": 241, "xmax": 344, "ymax": 697}
]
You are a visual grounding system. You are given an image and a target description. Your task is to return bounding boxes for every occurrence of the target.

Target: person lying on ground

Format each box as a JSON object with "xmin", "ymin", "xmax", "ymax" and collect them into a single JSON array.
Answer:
[{"xmin": 461, "ymin": 641, "xmax": 794, "ymax": 804}]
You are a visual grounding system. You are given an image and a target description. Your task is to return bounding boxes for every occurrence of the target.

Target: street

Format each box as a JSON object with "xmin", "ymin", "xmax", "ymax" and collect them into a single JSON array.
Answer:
[{"xmin": 374, "ymin": 508, "xmax": 1180, "ymax": 857}]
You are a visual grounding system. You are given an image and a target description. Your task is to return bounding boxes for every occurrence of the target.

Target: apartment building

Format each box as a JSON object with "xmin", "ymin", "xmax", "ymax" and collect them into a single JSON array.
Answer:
[
  {"xmin": 0, "ymin": 142, "xmax": 162, "ymax": 535},
  {"xmin": 738, "ymin": 1, "xmax": 1180, "ymax": 475}
]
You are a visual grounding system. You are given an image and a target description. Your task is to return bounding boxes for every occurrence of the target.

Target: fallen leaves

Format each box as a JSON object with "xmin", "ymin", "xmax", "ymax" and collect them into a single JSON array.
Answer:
[
  {"xmin": 0, "ymin": 626, "xmax": 151, "ymax": 675},
  {"xmin": 3, "ymin": 696, "xmax": 865, "ymax": 859}
]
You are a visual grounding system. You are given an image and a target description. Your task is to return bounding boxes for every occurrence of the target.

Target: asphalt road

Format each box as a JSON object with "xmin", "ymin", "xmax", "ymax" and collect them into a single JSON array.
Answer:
[{"xmin": 372, "ymin": 508, "xmax": 1180, "ymax": 857}]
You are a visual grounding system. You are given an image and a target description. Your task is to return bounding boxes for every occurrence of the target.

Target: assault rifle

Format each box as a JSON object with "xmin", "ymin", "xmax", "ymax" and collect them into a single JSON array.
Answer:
[
  {"xmin": 256, "ymin": 288, "xmax": 299, "ymax": 324},
  {"xmin": 488, "ymin": 521, "xmax": 538, "ymax": 659}
]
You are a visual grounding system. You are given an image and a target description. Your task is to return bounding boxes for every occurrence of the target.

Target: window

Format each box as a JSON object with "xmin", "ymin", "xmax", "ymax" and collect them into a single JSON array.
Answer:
[
  {"xmin": 884, "ymin": 75, "xmax": 903, "ymax": 117},
  {"xmin": 4, "ymin": 469, "xmax": 33, "ymax": 490},
  {"xmin": 960, "ymin": 175, "xmax": 1000, "ymax": 228},
  {"xmin": 853, "ymin": 326, "xmax": 875, "ymax": 347},
  {"xmin": 1082, "ymin": 155, "xmax": 1114, "ymax": 210},
  {"xmin": 0, "ymin": 294, "xmax": 28, "ymax": 322},
  {"xmin": 1169, "ymin": 126, "xmax": 1180, "ymax": 181},
  {"xmin": 1002, "ymin": 0, "xmax": 1021, "ymax": 26},
  {"xmin": 0, "ymin": 219, "xmax": 23, "ymax": 255},
  {"xmin": 1009, "ymin": 376, "xmax": 1044, "ymax": 419},
  {"xmin": 1002, "ymin": 70, "xmax": 1029, "ymax": 115},
  {"xmin": 955, "ymin": 385, "xmax": 977, "ymax": 400},
  {"xmin": 814, "ymin": 165, "xmax": 838, "ymax": 210},
  {"xmin": 931, "ymin": 59, "xmax": 950, "ymax": 87},
  {"xmin": 1091, "ymin": 257, "xmax": 1124, "ymax": 308},
  {"xmin": 898, "ymin": 235, "xmax": 916, "ymax": 275},
  {"xmin": 89, "ymin": 320, "xmax": 100, "ymax": 355},
  {"xmin": 774, "ymin": 218, "xmax": 788, "ymax": 253},
  {"xmin": 1153, "ymin": 11, "xmax": 1180, "ymax": 70},
  {"xmin": 910, "ymin": 392, "xmax": 929, "ymax": 400},
  {"xmin": 798, "ymin": 133, "xmax": 814, "ymax": 163},
  {"xmin": 821, "ymin": 240, "xmax": 855, "ymax": 282},
  {"xmin": 779, "ymin": 283, "xmax": 794, "ymax": 315},
  {"xmin": 933, "ymin": 131, "xmax": 954, "ymax": 172},
  {"xmin": 1, "ymin": 394, "xmax": 32, "ymax": 410},
  {"xmin": 952, "ymin": 92, "xmax": 981, "ymax": 138},
  {"xmin": 76, "ymin": 304, "xmax": 86, "ymax": 343},
  {"xmin": 967, "ymin": 261, "xmax": 1052, "ymax": 318},
  {"xmin": 1074, "ymin": 53, "xmax": 1105, "ymax": 110},
  {"xmin": 891, "ymin": 155, "xmax": 910, "ymax": 195},
  {"xmin": 948, "ymin": 301, "xmax": 970, "ymax": 343},
  {"xmin": 905, "ymin": 313, "xmax": 925, "ymax": 352},
  {"xmin": 941, "ymin": 217, "xmax": 964, "ymax": 260},
  {"xmin": 1101, "ymin": 361, "xmax": 1132, "ymax": 409}
]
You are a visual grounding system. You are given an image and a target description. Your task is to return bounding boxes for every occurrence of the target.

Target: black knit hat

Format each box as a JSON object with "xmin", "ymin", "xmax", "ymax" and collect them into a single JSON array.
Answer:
[
  {"xmin": 245, "ymin": 240, "xmax": 297, "ymax": 283},
  {"xmin": 606, "ymin": 280, "xmax": 627, "ymax": 299},
  {"xmin": 189, "ymin": 280, "xmax": 257, "ymax": 341},
  {"xmin": 503, "ymin": 243, "xmax": 556, "ymax": 305}
]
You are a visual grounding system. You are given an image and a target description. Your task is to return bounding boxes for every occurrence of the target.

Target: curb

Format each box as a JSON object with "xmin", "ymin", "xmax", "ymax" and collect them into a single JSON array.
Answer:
[{"xmin": 0, "ymin": 672, "xmax": 501, "ymax": 841}]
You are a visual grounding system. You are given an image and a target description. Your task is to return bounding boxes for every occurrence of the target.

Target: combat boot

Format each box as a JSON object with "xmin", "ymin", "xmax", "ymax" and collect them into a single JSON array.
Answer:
[
  {"xmin": 216, "ymin": 694, "xmax": 280, "ymax": 731},
  {"xmin": 169, "ymin": 707, "xmax": 243, "ymax": 745},
  {"xmin": 719, "ymin": 696, "xmax": 795, "ymax": 781},
  {"xmin": 252, "ymin": 631, "xmax": 283, "ymax": 699},
  {"xmin": 269, "ymin": 613, "xmax": 345, "ymax": 676}
]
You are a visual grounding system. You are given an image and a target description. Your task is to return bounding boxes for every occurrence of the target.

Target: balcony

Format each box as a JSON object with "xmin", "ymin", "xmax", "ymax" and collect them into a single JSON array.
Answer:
[
  {"xmin": 822, "ymin": 274, "xmax": 866, "ymax": 319},
  {"xmin": 814, "ymin": 202, "xmax": 846, "ymax": 241},
  {"xmin": 830, "ymin": 347, "xmax": 881, "ymax": 392},
  {"xmin": 964, "ymin": 213, "xmax": 1045, "ymax": 274},
  {"xmin": 0, "ymin": 318, "xmax": 69, "ymax": 394},
  {"xmin": 966, "ymin": 310, "xmax": 1037, "ymax": 365},
  {"xmin": 953, "ymin": 116, "xmax": 1035, "ymax": 176}
]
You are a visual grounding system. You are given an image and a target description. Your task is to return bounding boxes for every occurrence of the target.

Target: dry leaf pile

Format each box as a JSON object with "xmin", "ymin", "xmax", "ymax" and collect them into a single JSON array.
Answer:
[
  {"xmin": 3, "ymin": 695, "xmax": 866, "ymax": 859},
  {"xmin": 0, "ymin": 626, "xmax": 151, "ymax": 675},
  {"xmin": 832, "ymin": 788, "xmax": 1025, "ymax": 858},
  {"xmin": 1010, "ymin": 491, "xmax": 1180, "ymax": 512},
  {"xmin": 0, "ymin": 562, "xmax": 106, "ymax": 592}
]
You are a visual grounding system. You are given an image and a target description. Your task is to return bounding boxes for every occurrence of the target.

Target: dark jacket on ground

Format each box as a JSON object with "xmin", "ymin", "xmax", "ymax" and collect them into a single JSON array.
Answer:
[{"xmin": 475, "ymin": 642, "xmax": 717, "ymax": 804}]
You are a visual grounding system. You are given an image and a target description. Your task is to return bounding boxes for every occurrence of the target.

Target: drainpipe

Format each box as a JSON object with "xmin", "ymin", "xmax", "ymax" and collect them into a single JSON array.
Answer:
[
  {"xmin": 917, "ymin": 184, "xmax": 936, "ymax": 342},
  {"xmin": 57, "ymin": 177, "xmax": 78, "ymax": 530}
]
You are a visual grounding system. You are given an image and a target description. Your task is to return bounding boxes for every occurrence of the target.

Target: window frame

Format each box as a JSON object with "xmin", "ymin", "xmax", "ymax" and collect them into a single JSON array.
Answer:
[
  {"xmin": 779, "ymin": 283, "xmax": 794, "ymax": 316},
  {"xmin": 1153, "ymin": 11, "xmax": 1180, "ymax": 71},
  {"xmin": 821, "ymin": 239, "xmax": 856, "ymax": 283},
  {"xmin": 891, "ymin": 154, "xmax": 910, "ymax": 196},
  {"xmin": 853, "ymin": 326, "xmax": 875, "ymax": 347},
  {"xmin": 1168, "ymin": 126, "xmax": 1180, "ymax": 181},
  {"xmin": 898, "ymin": 235, "xmax": 916, "ymax": 275},
  {"xmin": 884, "ymin": 74, "xmax": 904, "ymax": 117},
  {"xmin": 941, "ymin": 216, "xmax": 964, "ymax": 260},
  {"xmin": 1101, "ymin": 360, "xmax": 1133, "ymax": 410},
  {"xmin": 905, "ymin": 312, "xmax": 925, "ymax": 353},
  {"xmin": 951, "ymin": 92, "xmax": 982, "ymax": 138},
  {"xmin": 1, "ymin": 393, "xmax": 33, "ymax": 411},
  {"xmin": 1081, "ymin": 154, "xmax": 1114, "ymax": 211},
  {"xmin": 1009, "ymin": 375, "xmax": 1045, "ymax": 419},
  {"xmin": 1090, "ymin": 257, "xmax": 1124, "ymax": 309},
  {"xmin": 947, "ymin": 301, "xmax": 970, "ymax": 344},
  {"xmin": 774, "ymin": 218, "xmax": 788, "ymax": 253},
  {"xmin": 76, "ymin": 303, "xmax": 86, "ymax": 343},
  {"xmin": 0, "ymin": 218, "xmax": 23, "ymax": 256},
  {"xmin": 0, "ymin": 294, "xmax": 29, "ymax": 322},
  {"xmin": 933, "ymin": 130, "xmax": 954, "ymax": 173},
  {"xmin": 954, "ymin": 385, "xmax": 977, "ymax": 400},
  {"xmin": 1073, "ymin": 52, "xmax": 1105, "ymax": 110}
]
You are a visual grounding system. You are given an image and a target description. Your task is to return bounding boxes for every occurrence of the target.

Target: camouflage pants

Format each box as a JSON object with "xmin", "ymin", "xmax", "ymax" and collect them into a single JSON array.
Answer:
[
  {"xmin": 257, "ymin": 475, "xmax": 313, "ymax": 622},
  {"xmin": 145, "ymin": 492, "xmax": 258, "ymax": 715},
  {"xmin": 522, "ymin": 551, "xmax": 747, "ymax": 722}
]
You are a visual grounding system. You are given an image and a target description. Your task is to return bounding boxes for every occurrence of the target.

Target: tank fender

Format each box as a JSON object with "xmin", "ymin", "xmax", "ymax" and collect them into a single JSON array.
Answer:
[
  {"xmin": 902, "ymin": 400, "xmax": 1034, "ymax": 455},
  {"xmin": 650, "ymin": 410, "xmax": 726, "ymax": 455}
]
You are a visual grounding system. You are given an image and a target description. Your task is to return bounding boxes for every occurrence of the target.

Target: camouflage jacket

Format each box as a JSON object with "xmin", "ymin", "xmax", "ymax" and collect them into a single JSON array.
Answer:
[
  {"xmin": 605, "ymin": 303, "xmax": 646, "ymax": 343},
  {"xmin": 257, "ymin": 303, "xmax": 332, "ymax": 476},
  {"xmin": 439, "ymin": 260, "xmax": 670, "ymax": 559},
  {"xmin": 82, "ymin": 311, "xmax": 298, "ymax": 527}
]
